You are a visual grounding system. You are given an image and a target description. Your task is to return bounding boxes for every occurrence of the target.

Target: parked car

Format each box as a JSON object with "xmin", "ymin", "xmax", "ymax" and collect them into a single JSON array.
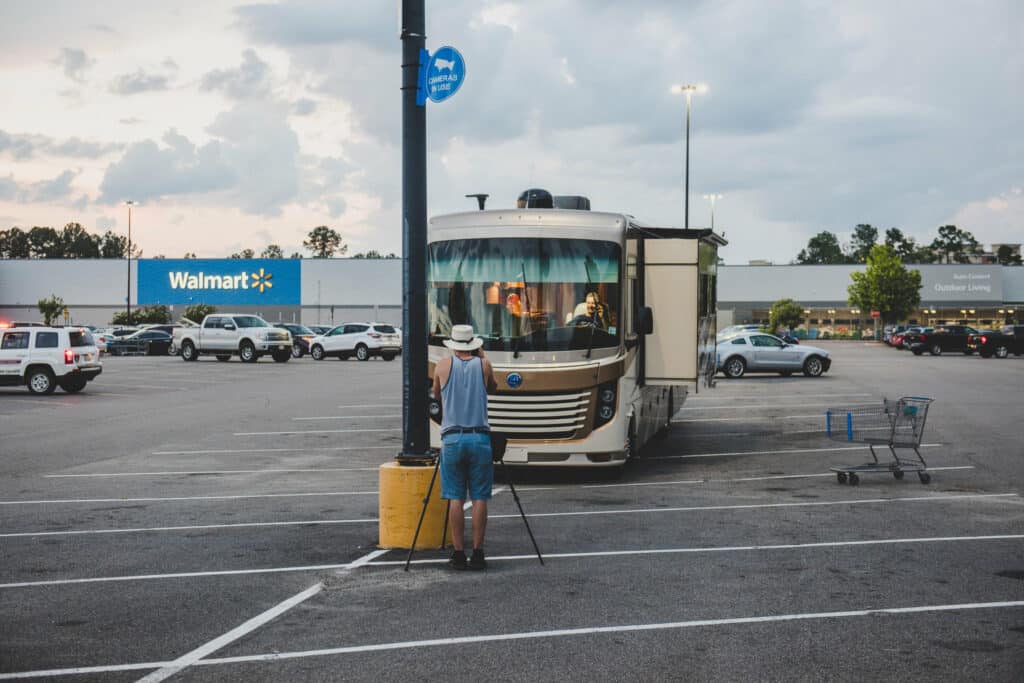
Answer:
[
  {"xmin": 274, "ymin": 323, "xmax": 317, "ymax": 358},
  {"xmin": 898, "ymin": 326, "xmax": 932, "ymax": 350},
  {"xmin": 884, "ymin": 324, "xmax": 911, "ymax": 346},
  {"xmin": 909, "ymin": 324, "xmax": 980, "ymax": 356},
  {"xmin": 967, "ymin": 325, "xmax": 1024, "ymax": 358},
  {"xmin": 175, "ymin": 314, "xmax": 292, "ymax": 363},
  {"xmin": 307, "ymin": 325, "xmax": 333, "ymax": 336},
  {"xmin": 0, "ymin": 326, "xmax": 102, "ymax": 394},
  {"xmin": 309, "ymin": 322, "xmax": 401, "ymax": 361},
  {"xmin": 106, "ymin": 329, "xmax": 173, "ymax": 356},
  {"xmin": 716, "ymin": 332, "xmax": 831, "ymax": 378}
]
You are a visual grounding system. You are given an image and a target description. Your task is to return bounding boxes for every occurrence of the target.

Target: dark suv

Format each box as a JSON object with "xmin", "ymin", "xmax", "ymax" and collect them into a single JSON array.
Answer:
[
  {"xmin": 967, "ymin": 325, "xmax": 1024, "ymax": 358},
  {"xmin": 910, "ymin": 325, "xmax": 979, "ymax": 356},
  {"xmin": 274, "ymin": 323, "xmax": 317, "ymax": 358}
]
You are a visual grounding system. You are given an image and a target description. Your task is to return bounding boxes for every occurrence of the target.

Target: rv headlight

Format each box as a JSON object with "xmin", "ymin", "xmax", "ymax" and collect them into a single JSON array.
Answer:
[
  {"xmin": 598, "ymin": 405, "xmax": 614, "ymax": 420},
  {"xmin": 600, "ymin": 388, "xmax": 615, "ymax": 404},
  {"xmin": 594, "ymin": 381, "xmax": 617, "ymax": 428}
]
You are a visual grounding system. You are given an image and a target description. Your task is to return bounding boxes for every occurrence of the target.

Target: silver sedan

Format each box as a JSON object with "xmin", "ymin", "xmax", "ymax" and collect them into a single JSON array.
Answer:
[{"xmin": 716, "ymin": 333, "xmax": 832, "ymax": 378}]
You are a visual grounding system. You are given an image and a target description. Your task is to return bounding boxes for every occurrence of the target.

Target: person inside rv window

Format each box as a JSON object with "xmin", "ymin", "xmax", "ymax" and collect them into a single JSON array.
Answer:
[{"xmin": 567, "ymin": 292, "xmax": 609, "ymax": 330}]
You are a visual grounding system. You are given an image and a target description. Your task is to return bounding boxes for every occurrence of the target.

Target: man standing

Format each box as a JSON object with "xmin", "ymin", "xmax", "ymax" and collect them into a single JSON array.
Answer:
[{"xmin": 433, "ymin": 324, "xmax": 498, "ymax": 570}]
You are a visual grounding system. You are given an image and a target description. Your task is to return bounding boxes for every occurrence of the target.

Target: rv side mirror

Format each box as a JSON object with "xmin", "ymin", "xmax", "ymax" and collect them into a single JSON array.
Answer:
[{"xmin": 637, "ymin": 307, "xmax": 653, "ymax": 335}]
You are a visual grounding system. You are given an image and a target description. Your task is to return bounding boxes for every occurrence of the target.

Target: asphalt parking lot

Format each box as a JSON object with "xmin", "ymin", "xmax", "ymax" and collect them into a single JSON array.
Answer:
[{"xmin": 1, "ymin": 343, "xmax": 1022, "ymax": 681}]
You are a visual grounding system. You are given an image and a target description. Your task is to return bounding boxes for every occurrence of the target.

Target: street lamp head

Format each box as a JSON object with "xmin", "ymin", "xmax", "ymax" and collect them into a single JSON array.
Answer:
[
  {"xmin": 671, "ymin": 84, "xmax": 699, "ymax": 94},
  {"xmin": 125, "ymin": 200, "xmax": 135, "ymax": 206}
]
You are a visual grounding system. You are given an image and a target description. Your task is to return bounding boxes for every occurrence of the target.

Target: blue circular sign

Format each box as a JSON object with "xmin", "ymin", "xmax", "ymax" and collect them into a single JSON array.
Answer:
[
  {"xmin": 426, "ymin": 46, "xmax": 466, "ymax": 103},
  {"xmin": 506, "ymin": 372, "xmax": 523, "ymax": 389}
]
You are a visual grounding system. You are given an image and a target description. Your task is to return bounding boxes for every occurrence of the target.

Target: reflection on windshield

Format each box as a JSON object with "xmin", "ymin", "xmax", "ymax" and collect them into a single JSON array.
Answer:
[
  {"xmin": 428, "ymin": 238, "xmax": 621, "ymax": 352},
  {"xmin": 235, "ymin": 316, "xmax": 269, "ymax": 328}
]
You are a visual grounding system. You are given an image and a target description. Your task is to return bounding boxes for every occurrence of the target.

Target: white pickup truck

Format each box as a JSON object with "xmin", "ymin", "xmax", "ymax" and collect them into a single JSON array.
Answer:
[{"xmin": 175, "ymin": 314, "xmax": 293, "ymax": 363}]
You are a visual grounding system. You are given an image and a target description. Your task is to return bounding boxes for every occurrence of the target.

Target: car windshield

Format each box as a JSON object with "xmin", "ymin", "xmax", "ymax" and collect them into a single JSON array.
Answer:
[
  {"xmin": 428, "ymin": 237, "xmax": 621, "ymax": 352},
  {"xmin": 290, "ymin": 326, "xmax": 314, "ymax": 336},
  {"xmin": 233, "ymin": 316, "xmax": 269, "ymax": 328}
]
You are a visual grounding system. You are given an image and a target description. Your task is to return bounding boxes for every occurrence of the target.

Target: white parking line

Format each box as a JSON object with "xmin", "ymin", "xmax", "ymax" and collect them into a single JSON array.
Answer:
[
  {"xmin": 2, "ymin": 600, "xmax": 1021, "ymax": 678},
  {"xmin": 294, "ymin": 415, "xmax": 401, "ymax": 421},
  {"xmin": 45, "ymin": 467, "xmax": 382, "ymax": 478},
  {"xmin": 2, "ymin": 532, "xmax": 1020, "ymax": 590},
  {"xmin": 688, "ymin": 393, "xmax": 872, "ymax": 401},
  {"xmin": 0, "ymin": 518, "xmax": 379, "ymax": 538},
  {"xmin": 681, "ymin": 402, "xmax": 877, "ymax": 412},
  {"xmin": 650, "ymin": 443, "xmax": 942, "ymax": 460},
  {"xmin": 674, "ymin": 414, "xmax": 829, "ymax": 422},
  {"xmin": 0, "ymin": 490, "xmax": 377, "ymax": 505},
  {"xmin": 93, "ymin": 383, "xmax": 187, "ymax": 391},
  {"xmin": 337, "ymin": 404, "xmax": 400, "ymax": 408},
  {"xmin": 573, "ymin": 466, "xmax": 975, "ymax": 490},
  {"xmin": 234, "ymin": 428, "xmax": 401, "ymax": 436},
  {"xmin": 151, "ymin": 446, "xmax": 394, "ymax": 456}
]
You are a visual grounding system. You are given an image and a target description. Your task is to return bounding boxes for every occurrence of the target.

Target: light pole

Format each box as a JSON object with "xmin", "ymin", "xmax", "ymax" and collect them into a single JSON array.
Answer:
[
  {"xmin": 125, "ymin": 200, "xmax": 134, "ymax": 323},
  {"xmin": 703, "ymin": 193, "xmax": 723, "ymax": 230},
  {"xmin": 671, "ymin": 83, "xmax": 706, "ymax": 228}
]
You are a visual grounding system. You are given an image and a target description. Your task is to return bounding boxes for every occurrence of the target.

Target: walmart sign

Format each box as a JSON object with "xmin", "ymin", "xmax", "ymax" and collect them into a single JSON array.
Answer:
[{"xmin": 138, "ymin": 259, "xmax": 301, "ymax": 305}]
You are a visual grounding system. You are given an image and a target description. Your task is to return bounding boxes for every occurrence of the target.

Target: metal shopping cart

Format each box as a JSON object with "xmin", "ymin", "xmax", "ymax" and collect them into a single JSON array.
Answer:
[{"xmin": 826, "ymin": 397, "xmax": 934, "ymax": 486}]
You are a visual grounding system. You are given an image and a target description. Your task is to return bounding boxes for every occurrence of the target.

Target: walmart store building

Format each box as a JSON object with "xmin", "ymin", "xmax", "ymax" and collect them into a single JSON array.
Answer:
[{"xmin": 1, "ymin": 259, "xmax": 1022, "ymax": 331}]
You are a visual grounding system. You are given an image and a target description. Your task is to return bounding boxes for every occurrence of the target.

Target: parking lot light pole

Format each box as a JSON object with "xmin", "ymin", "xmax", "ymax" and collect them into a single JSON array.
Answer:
[
  {"xmin": 125, "ymin": 200, "xmax": 134, "ymax": 323},
  {"xmin": 671, "ymin": 83, "xmax": 706, "ymax": 228}
]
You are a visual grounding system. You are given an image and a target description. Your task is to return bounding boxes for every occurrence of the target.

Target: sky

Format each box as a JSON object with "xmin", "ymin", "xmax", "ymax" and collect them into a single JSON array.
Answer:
[{"xmin": 0, "ymin": 0, "xmax": 1021, "ymax": 264}]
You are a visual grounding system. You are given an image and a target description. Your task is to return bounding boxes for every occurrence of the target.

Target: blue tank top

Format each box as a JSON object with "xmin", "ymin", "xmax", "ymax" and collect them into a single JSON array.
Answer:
[{"xmin": 440, "ymin": 355, "xmax": 490, "ymax": 434}]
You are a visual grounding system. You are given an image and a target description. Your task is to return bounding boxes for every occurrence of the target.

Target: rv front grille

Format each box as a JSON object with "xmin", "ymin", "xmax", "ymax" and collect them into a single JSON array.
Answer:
[{"xmin": 488, "ymin": 391, "xmax": 591, "ymax": 440}]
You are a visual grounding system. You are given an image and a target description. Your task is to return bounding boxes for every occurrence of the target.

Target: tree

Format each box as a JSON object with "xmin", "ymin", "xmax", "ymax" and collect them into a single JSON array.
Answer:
[
  {"xmin": 261, "ymin": 244, "xmax": 284, "ymax": 259},
  {"xmin": 797, "ymin": 231, "xmax": 848, "ymax": 264},
  {"xmin": 351, "ymin": 250, "xmax": 399, "ymax": 259},
  {"xmin": 183, "ymin": 252, "xmax": 198, "ymax": 259},
  {"xmin": 768, "ymin": 298, "xmax": 805, "ymax": 334},
  {"xmin": 995, "ymin": 245, "xmax": 1023, "ymax": 265},
  {"xmin": 99, "ymin": 231, "xmax": 131, "ymax": 258},
  {"xmin": 0, "ymin": 227, "xmax": 31, "ymax": 258},
  {"xmin": 884, "ymin": 228, "xmax": 917, "ymax": 261},
  {"xmin": 59, "ymin": 222, "xmax": 101, "ymax": 258},
  {"xmin": 847, "ymin": 244, "xmax": 922, "ymax": 324},
  {"xmin": 184, "ymin": 304, "xmax": 217, "ymax": 324},
  {"xmin": 304, "ymin": 225, "xmax": 346, "ymax": 258},
  {"xmin": 37, "ymin": 294, "xmax": 65, "ymax": 326},
  {"xmin": 28, "ymin": 226, "xmax": 62, "ymax": 258},
  {"xmin": 848, "ymin": 224, "xmax": 878, "ymax": 263},
  {"xmin": 289, "ymin": 252, "xmax": 303, "ymax": 259},
  {"xmin": 111, "ymin": 305, "xmax": 170, "ymax": 326},
  {"xmin": 930, "ymin": 224, "xmax": 981, "ymax": 264},
  {"xmin": 230, "ymin": 249, "xmax": 256, "ymax": 259}
]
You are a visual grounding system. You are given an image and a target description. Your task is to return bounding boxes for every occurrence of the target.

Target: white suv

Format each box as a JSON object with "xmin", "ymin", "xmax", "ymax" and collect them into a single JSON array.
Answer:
[
  {"xmin": 309, "ymin": 322, "xmax": 401, "ymax": 361},
  {"xmin": 0, "ymin": 326, "xmax": 103, "ymax": 394}
]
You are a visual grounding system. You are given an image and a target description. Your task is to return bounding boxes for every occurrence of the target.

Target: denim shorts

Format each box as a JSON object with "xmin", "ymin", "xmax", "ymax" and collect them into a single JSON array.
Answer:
[{"xmin": 440, "ymin": 431, "xmax": 494, "ymax": 501}]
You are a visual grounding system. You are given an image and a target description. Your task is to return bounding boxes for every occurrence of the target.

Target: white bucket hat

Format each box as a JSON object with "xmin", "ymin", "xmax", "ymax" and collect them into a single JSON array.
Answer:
[{"xmin": 443, "ymin": 324, "xmax": 484, "ymax": 351}]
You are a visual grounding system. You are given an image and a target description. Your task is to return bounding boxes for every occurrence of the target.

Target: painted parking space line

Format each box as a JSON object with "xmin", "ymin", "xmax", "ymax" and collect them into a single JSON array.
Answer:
[
  {"xmin": 92, "ymin": 383, "xmax": 188, "ymax": 391},
  {"xmin": 0, "ymin": 489, "xmax": 1004, "ymax": 539},
  {"xmin": 681, "ymin": 402, "xmax": 877, "ymax": 412},
  {"xmin": 234, "ymin": 428, "xmax": 401, "ymax": 436},
  {"xmin": 337, "ymin": 404, "xmax": 400, "ymax": 408},
  {"xmin": 151, "ymin": 445, "xmax": 394, "ymax": 456},
  {"xmin": 45, "ymin": 467, "xmax": 383, "ymax": 478},
  {"xmin": 650, "ymin": 444, "xmax": 943, "ymax": 460},
  {"xmin": 293, "ymin": 414, "xmax": 401, "ymax": 421},
  {"xmin": 3, "ymin": 600, "xmax": 1022, "ymax": 679},
  {"xmin": 687, "ymin": 393, "xmax": 872, "ymax": 401},
  {"xmin": 0, "ymin": 490, "xmax": 378, "ymax": 506},
  {"xmin": 3, "ymin": 532, "xmax": 1021, "ymax": 590},
  {"xmin": 674, "ymin": 414, "xmax": 831, "ymax": 423}
]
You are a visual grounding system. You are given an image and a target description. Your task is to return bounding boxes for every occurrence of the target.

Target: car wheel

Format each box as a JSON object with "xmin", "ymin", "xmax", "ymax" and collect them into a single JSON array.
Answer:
[
  {"xmin": 181, "ymin": 340, "xmax": 198, "ymax": 362},
  {"xmin": 912, "ymin": 349, "xmax": 923, "ymax": 356},
  {"xmin": 723, "ymin": 356, "xmax": 746, "ymax": 378},
  {"xmin": 27, "ymin": 367, "xmax": 56, "ymax": 395},
  {"xmin": 239, "ymin": 341, "xmax": 257, "ymax": 363},
  {"xmin": 272, "ymin": 350, "xmax": 291, "ymax": 363},
  {"xmin": 168, "ymin": 342, "xmax": 177, "ymax": 356},
  {"xmin": 381, "ymin": 352, "xmax": 396, "ymax": 361},
  {"xmin": 216, "ymin": 355, "xmax": 231, "ymax": 362},
  {"xmin": 311, "ymin": 345, "xmax": 325, "ymax": 361},
  {"xmin": 355, "ymin": 344, "xmax": 370, "ymax": 361},
  {"xmin": 60, "ymin": 377, "xmax": 87, "ymax": 393},
  {"xmin": 291, "ymin": 343, "xmax": 303, "ymax": 359},
  {"xmin": 803, "ymin": 356, "xmax": 824, "ymax": 377},
  {"xmin": 930, "ymin": 344, "xmax": 942, "ymax": 356},
  {"xmin": 995, "ymin": 345, "xmax": 1009, "ymax": 359}
]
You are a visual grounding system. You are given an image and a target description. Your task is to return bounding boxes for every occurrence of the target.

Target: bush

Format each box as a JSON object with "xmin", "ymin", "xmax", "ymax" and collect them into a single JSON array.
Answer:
[
  {"xmin": 111, "ymin": 305, "xmax": 171, "ymax": 326},
  {"xmin": 37, "ymin": 294, "xmax": 64, "ymax": 326},
  {"xmin": 184, "ymin": 304, "xmax": 217, "ymax": 324}
]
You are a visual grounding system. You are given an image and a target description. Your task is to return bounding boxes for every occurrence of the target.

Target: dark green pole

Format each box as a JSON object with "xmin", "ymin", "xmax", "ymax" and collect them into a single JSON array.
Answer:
[{"xmin": 399, "ymin": 0, "xmax": 431, "ymax": 463}]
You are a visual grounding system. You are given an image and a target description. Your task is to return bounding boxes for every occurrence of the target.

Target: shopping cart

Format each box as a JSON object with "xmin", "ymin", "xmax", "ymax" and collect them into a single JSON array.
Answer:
[{"xmin": 826, "ymin": 397, "xmax": 934, "ymax": 485}]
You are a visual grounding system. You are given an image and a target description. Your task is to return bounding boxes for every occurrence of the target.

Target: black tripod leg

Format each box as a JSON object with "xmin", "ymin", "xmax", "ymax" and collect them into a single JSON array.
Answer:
[
  {"xmin": 500, "ymin": 459, "xmax": 544, "ymax": 565},
  {"xmin": 440, "ymin": 495, "xmax": 450, "ymax": 550},
  {"xmin": 404, "ymin": 458, "xmax": 440, "ymax": 572}
]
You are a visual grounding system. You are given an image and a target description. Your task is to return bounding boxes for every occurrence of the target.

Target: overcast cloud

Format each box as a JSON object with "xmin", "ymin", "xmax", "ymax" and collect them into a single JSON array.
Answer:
[{"xmin": 0, "ymin": 0, "xmax": 1021, "ymax": 261}]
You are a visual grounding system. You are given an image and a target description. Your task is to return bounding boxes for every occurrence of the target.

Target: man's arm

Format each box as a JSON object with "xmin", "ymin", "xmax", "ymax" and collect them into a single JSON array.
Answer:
[
  {"xmin": 480, "ymin": 356, "xmax": 498, "ymax": 394},
  {"xmin": 433, "ymin": 357, "xmax": 449, "ymax": 401}
]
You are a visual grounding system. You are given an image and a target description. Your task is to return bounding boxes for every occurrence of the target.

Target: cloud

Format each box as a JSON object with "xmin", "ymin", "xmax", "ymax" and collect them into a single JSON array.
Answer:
[
  {"xmin": 291, "ymin": 98, "xmax": 317, "ymax": 116},
  {"xmin": 53, "ymin": 47, "xmax": 92, "ymax": 82},
  {"xmin": 96, "ymin": 216, "xmax": 116, "ymax": 230},
  {"xmin": 109, "ymin": 69, "xmax": 170, "ymax": 95},
  {"xmin": 200, "ymin": 49, "xmax": 272, "ymax": 100},
  {"xmin": 98, "ymin": 103, "xmax": 301, "ymax": 215},
  {"xmin": 0, "ymin": 130, "xmax": 119, "ymax": 160},
  {"xmin": 0, "ymin": 169, "xmax": 79, "ymax": 203},
  {"xmin": 234, "ymin": 0, "xmax": 393, "ymax": 50}
]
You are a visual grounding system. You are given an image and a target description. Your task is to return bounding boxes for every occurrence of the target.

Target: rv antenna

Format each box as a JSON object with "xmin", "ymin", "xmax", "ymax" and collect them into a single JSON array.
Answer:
[{"xmin": 465, "ymin": 193, "xmax": 489, "ymax": 210}]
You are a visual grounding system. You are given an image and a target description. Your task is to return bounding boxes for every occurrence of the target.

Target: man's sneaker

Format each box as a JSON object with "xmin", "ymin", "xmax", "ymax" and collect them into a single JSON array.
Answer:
[
  {"xmin": 448, "ymin": 550, "xmax": 467, "ymax": 570},
  {"xmin": 469, "ymin": 548, "xmax": 487, "ymax": 570}
]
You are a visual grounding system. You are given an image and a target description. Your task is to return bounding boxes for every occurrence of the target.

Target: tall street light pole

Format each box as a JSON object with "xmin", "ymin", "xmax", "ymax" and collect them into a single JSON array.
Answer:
[
  {"xmin": 703, "ymin": 193, "xmax": 723, "ymax": 230},
  {"xmin": 671, "ymin": 84, "xmax": 706, "ymax": 228},
  {"xmin": 125, "ymin": 200, "xmax": 134, "ymax": 322}
]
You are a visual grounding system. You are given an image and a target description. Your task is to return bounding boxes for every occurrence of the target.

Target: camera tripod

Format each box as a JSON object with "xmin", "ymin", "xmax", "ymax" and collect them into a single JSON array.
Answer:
[{"xmin": 404, "ymin": 450, "xmax": 544, "ymax": 571}]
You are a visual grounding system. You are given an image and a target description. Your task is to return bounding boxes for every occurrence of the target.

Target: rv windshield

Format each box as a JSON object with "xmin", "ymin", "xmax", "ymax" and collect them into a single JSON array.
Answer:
[{"xmin": 428, "ymin": 238, "xmax": 621, "ymax": 352}]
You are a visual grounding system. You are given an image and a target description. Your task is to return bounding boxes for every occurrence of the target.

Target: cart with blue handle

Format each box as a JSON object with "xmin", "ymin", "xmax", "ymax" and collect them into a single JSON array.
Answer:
[{"xmin": 826, "ymin": 397, "xmax": 934, "ymax": 485}]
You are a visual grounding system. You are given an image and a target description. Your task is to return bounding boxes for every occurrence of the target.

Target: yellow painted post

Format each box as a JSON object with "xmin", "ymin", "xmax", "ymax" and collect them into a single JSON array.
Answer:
[{"xmin": 378, "ymin": 461, "xmax": 451, "ymax": 549}]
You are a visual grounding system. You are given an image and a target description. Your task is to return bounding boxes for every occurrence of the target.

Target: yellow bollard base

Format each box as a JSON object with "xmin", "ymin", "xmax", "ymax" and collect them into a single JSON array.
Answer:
[{"xmin": 378, "ymin": 461, "xmax": 452, "ymax": 550}]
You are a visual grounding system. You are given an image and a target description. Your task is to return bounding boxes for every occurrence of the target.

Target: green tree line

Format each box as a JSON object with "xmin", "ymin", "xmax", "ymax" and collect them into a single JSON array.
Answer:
[{"xmin": 797, "ymin": 224, "xmax": 1022, "ymax": 266}]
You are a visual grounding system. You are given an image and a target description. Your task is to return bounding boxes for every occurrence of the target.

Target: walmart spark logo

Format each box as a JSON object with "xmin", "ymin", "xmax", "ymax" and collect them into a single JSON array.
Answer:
[{"xmin": 250, "ymin": 268, "xmax": 273, "ymax": 293}]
